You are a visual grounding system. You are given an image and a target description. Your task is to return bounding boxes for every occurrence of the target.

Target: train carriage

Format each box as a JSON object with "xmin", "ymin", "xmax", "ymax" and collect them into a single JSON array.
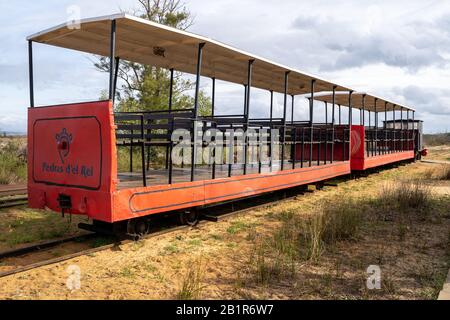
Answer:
[
  {"xmin": 313, "ymin": 92, "xmax": 420, "ymax": 171},
  {"xmin": 26, "ymin": 13, "xmax": 423, "ymax": 237}
]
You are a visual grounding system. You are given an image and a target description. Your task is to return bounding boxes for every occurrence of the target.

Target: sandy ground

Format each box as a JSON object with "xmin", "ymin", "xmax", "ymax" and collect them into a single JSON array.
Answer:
[{"xmin": 0, "ymin": 155, "xmax": 449, "ymax": 300}]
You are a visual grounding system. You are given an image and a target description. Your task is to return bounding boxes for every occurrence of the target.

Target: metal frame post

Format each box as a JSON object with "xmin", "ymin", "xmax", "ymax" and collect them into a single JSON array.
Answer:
[
  {"xmin": 281, "ymin": 72, "xmax": 290, "ymax": 171},
  {"xmin": 108, "ymin": 20, "xmax": 116, "ymax": 100},
  {"xmin": 331, "ymin": 86, "xmax": 336, "ymax": 164},
  {"xmin": 400, "ymin": 107, "xmax": 404, "ymax": 151},
  {"xmin": 369, "ymin": 110, "xmax": 373, "ymax": 157},
  {"xmin": 375, "ymin": 99, "xmax": 378, "ymax": 156},
  {"xmin": 406, "ymin": 110, "xmax": 410, "ymax": 151},
  {"xmin": 141, "ymin": 115, "xmax": 147, "ymax": 187},
  {"xmin": 324, "ymin": 102, "xmax": 328, "ymax": 164},
  {"xmin": 413, "ymin": 111, "xmax": 416, "ymax": 152},
  {"xmin": 269, "ymin": 90, "xmax": 274, "ymax": 172},
  {"xmin": 339, "ymin": 104, "xmax": 342, "ymax": 125},
  {"xmin": 291, "ymin": 95, "xmax": 296, "ymax": 168},
  {"xmin": 384, "ymin": 102, "xmax": 388, "ymax": 154},
  {"xmin": 362, "ymin": 95, "xmax": 366, "ymax": 126},
  {"xmin": 113, "ymin": 57, "xmax": 120, "ymax": 105},
  {"xmin": 211, "ymin": 77, "xmax": 216, "ymax": 118},
  {"xmin": 393, "ymin": 105, "xmax": 396, "ymax": 152},
  {"xmin": 309, "ymin": 80, "xmax": 316, "ymax": 167},
  {"xmin": 291, "ymin": 95, "xmax": 295, "ymax": 125},
  {"xmin": 167, "ymin": 68, "xmax": 175, "ymax": 183},
  {"xmin": 28, "ymin": 41, "xmax": 35, "ymax": 108},
  {"xmin": 244, "ymin": 60, "xmax": 254, "ymax": 175},
  {"xmin": 191, "ymin": 43, "xmax": 206, "ymax": 182},
  {"xmin": 211, "ymin": 77, "xmax": 216, "ymax": 180},
  {"xmin": 347, "ymin": 91, "xmax": 353, "ymax": 161}
]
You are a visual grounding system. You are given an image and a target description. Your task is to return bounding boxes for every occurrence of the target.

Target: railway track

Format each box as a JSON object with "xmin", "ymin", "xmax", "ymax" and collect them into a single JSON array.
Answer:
[
  {"xmin": 0, "ymin": 182, "xmax": 322, "ymax": 279},
  {"xmin": 0, "ymin": 161, "xmax": 411, "ymax": 279},
  {"xmin": 0, "ymin": 184, "xmax": 27, "ymax": 209}
]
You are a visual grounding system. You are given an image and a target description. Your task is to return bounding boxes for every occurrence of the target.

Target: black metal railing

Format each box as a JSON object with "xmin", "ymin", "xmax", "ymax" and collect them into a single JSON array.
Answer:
[
  {"xmin": 114, "ymin": 110, "xmax": 351, "ymax": 188},
  {"xmin": 365, "ymin": 128, "xmax": 415, "ymax": 157}
]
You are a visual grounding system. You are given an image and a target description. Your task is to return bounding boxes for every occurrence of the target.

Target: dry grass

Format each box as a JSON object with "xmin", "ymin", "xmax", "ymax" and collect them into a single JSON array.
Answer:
[
  {"xmin": 424, "ymin": 165, "xmax": 450, "ymax": 181},
  {"xmin": 250, "ymin": 197, "xmax": 364, "ymax": 285},
  {"xmin": 378, "ymin": 180, "xmax": 433, "ymax": 219},
  {"xmin": 176, "ymin": 259, "xmax": 206, "ymax": 300},
  {"xmin": 243, "ymin": 172, "xmax": 448, "ymax": 298}
]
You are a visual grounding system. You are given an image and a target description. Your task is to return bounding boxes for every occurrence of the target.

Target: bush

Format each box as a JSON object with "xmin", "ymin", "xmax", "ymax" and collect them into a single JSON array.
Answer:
[
  {"xmin": 425, "ymin": 165, "xmax": 450, "ymax": 181},
  {"xmin": 176, "ymin": 260, "xmax": 205, "ymax": 300},
  {"xmin": 379, "ymin": 181, "xmax": 432, "ymax": 218},
  {"xmin": 299, "ymin": 198, "xmax": 363, "ymax": 261},
  {"xmin": 0, "ymin": 139, "xmax": 27, "ymax": 184}
]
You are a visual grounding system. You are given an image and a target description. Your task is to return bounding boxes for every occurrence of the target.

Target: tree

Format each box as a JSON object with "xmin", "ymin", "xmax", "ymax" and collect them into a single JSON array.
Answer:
[{"xmin": 94, "ymin": 0, "xmax": 211, "ymax": 115}]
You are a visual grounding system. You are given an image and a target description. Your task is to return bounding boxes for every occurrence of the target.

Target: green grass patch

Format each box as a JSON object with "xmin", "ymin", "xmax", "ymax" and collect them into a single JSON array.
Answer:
[{"xmin": 227, "ymin": 221, "xmax": 252, "ymax": 235}]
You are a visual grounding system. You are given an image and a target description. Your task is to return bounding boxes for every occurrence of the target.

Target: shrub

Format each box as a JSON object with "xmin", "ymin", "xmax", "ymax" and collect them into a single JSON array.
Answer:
[
  {"xmin": 0, "ymin": 139, "xmax": 27, "ymax": 184},
  {"xmin": 176, "ymin": 260, "xmax": 205, "ymax": 300},
  {"xmin": 379, "ymin": 181, "xmax": 432, "ymax": 218}
]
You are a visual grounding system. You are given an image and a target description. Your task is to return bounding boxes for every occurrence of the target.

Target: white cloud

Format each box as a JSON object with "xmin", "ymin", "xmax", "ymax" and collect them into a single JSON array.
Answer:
[{"xmin": 0, "ymin": 0, "xmax": 449, "ymax": 133}]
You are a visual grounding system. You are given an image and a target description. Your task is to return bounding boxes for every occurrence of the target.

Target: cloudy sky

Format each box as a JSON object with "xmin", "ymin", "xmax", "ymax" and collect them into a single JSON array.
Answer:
[{"xmin": 0, "ymin": 0, "xmax": 449, "ymax": 133}]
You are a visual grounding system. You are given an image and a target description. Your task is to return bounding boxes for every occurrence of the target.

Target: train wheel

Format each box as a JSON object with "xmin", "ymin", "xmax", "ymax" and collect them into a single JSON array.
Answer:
[
  {"xmin": 180, "ymin": 209, "xmax": 200, "ymax": 227},
  {"xmin": 127, "ymin": 218, "xmax": 150, "ymax": 240}
]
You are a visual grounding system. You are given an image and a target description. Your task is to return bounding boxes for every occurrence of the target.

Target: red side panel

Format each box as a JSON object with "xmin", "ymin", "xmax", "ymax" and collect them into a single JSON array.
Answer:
[
  {"xmin": 112, "ymin": 162, "xmax": 351, "ymax": 222},
  {"xmin": 28, "ymin": 101, "xmax": 117, "ymax": 222},
  {"xmin": 363, "ymin": 151, "xmax": 415, "ymax": 170},
  {"xmin": 350, "ymin": 125, "xmax": 365, "ymax": 171}
]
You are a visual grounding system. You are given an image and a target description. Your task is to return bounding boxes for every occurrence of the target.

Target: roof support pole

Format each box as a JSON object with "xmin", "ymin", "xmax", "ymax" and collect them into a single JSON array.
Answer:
[
  {"xmin": 169, "ymin": 68, "xmax": 175, "ymax": 112},
  {"xmin": 331, "ymin": 86, "xmax": 336, "ymax": 164},
  {"xmin": 191, "ymin": 42, "xmax": 206, "ymax": 182},
  {"xmin": 244, "ymin": 59, "xmax": 254, "ymax": 175},
  {"xmin": 269, "ymin": 90, "xmax": 274, "ymax": 172},
  {"xmin": 211, "ymin": 77, "xmax": 216, "ymax": 118},
  {"xmin": 339, "ymin": 105, "xmax": 342, "ymax": 126},
  {"xmin": 324, "ymin": 101, "xmax": 328, "ymax": 164},
  {"xmin": 348, "ymin": 91, "xmax": 353, "ymax": 161},
  {"xmin": 375, "ymin": 99, "xmax": 378, "ymax": 156},
  {"xmin": 108, "ymin": 20, "xmax": 116, "ymax": 101},
  {"xmin": 270, "ymin": 90, "xmax": 274, "ymax": 122},
  {"xmin": 406, "ymin": 110, "xmax": 411, "ymax": 151},
  {"xmin": 291, "ymin": 95, "xmax": 296, "ymax": 169},
  {"xmin": 243, "ymin": 85, "xmax": 248, "ymax": 115},
  {"xmin": 393, "ymin": 105, "xmax": 396, "ymax": 152},
  {"xmin": 167, "ymin": 68, "xmax": 175, "ymax": 179},
  {"xmin": 113, "ymin": 57, "xmax": 120, "ymax": 105},
  {"xmin": 413, "ymin": 111, "xmax": 416, "ymax": 151},
  {"xmin": 211, "ymin": 77, "xmax": 216, "ymax": 180},
  {"xmin": 309, "ymin": 80, "xmax": 316, "ymax": 168},
  {"xmin": 292, "ymin": 95, "xmax": 295, "ymax": 125},
  {"xmin": 281, "ymin": 71, "xmax": 290, "ymax": 171},
  {"xmin": 400, "ymin": 107, "xmax": 404, "ymax": 151},
  {"xmin": 362, "ymin": 95, "xmax": 366, "ymax": 126},
  {"xmin": 348, "ymin": 92, "xmax": 353, "ymax": 126},
  {"xmin": 384, "ymin": 102, "xmax": 388, "ymax": 154},
  {"xmin": 28, "ymin": 41, "xmax": 34, "ymax": 108}
]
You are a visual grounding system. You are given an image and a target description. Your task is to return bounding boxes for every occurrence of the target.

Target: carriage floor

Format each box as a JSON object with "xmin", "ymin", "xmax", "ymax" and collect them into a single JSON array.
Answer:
[{"xmin": 117, "ymin": 160, "xmax": 347, "ymax": 190}]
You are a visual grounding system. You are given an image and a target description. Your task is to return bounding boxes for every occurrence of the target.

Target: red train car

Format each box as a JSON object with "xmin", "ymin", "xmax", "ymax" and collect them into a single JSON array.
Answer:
[
  {"xmin": 26, "ymin": 14, "xmax": 421, "ymax": 237},
  {"xmin": 313, "ymin": 93, "xmax": 420, "ymax": 171}
]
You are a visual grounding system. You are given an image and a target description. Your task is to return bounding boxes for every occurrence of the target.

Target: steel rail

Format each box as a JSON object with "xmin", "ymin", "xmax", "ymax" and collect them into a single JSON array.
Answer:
[{"xmin": 0, "ymin": 160, "xmax": 415, "ymax": 279}]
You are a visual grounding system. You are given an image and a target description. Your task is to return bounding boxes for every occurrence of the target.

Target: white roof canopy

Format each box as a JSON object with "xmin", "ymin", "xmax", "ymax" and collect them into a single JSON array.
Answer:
[
  {"xmin": 312, "ymin": 92, "xmax": 415, "ymax": 112},
  {"xmin": 28, "ymin": 13, "xmax": 351, "ymax": 96}
]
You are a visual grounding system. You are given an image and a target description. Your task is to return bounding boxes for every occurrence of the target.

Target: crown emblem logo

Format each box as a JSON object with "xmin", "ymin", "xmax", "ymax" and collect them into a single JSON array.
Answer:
[{"xmin": 56, "ymin": 128, "xmax": 73, "ymax": 164}]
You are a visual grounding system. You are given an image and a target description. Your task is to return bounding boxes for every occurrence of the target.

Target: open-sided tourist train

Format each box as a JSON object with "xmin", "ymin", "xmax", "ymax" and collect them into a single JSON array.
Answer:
[{"xmin": 26, "ymin": 13, "xmax": 426, "ymax": 237}]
